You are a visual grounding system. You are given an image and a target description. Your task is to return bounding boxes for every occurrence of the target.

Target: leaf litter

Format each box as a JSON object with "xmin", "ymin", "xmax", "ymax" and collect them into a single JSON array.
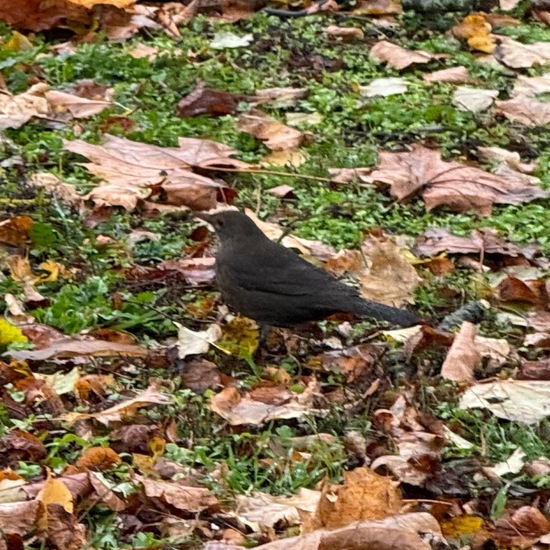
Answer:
[{"xmin": 3, "ymin": 1, "xmax": 550, "ymax": 549}]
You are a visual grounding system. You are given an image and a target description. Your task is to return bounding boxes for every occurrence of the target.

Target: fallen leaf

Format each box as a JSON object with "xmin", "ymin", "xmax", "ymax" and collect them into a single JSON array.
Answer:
[
  {"xmin": 127, "ymin": 43, "xmax": 159, "ymax": 60},
  {"xmin": 210, "ymin": 31, "xmax": 253, "ymax": 49},
  {"xmin": 177, "ymin": 81, "xmax": 239, "ymax": 117},
  {"xmin": 491, "ymin": 506, "xmax": 550, "ymax": 548},
  {"xmin": 266, "ymin": 184, "xmax": 295, "ymax": 198},
  {"xmin": 452, "ymin": 86, "xmax": 498, "ymax": 112},
  {"xmin": 0, "ymin": 500, "xmax": 41, "ymax": 537},
  {"xmin": 261, "ymin": 149, "xmax": 307, "ymax": 167},
  {"xmin": 512, "ymin": 72, "xmax": 550, "ymax": 96},
  {"xmin": 236, "ymin": 488, "xmax": 320, "ymax": 530},
  {"xmin": 486, "ymin": 447, "xmax": 527, "ymax": 477},
  {"xmin": 369, "ymin": 40, "xmax": 445, "ymax": 70},
  {"xmin": 367, "ymin": 144, "xmax": 550, "ymax": 215},
  {"xmin": 459, "ymin": 380, "xmax": 550, "ymax": 424},
  {"xmin": 356, "ymin": 236, "xmax": 421, "ymax": 306},
  {"xmin": 252, "ymin": 512, "xmax": 445, "ymax": 550},
  {"xmin": 175, "ymin": 323, "xmax": 222, "ymax": 359},
  {"xmin": 441, "ymin": 322, "xmax": 480, "ymax": 381},
  {"xmin": 285, "ymin": 111, "xmax": 323, "ymax": 126},
  {"xmin": 324, "ymin": 25, "xmax": 364, "ymax": 40},
  {"xmin": 6, "ymin": 339, "xmax": 148, "ymax": 361},
  {"xmin": 37, "ymin": 473, "xmax": 73, "ymax": 514},
  {"xmin": 412, "ymin": 227, "xmax": 535, "ymax": 259},
  {"xmin": 352, "ymin": 0, "xmax": 402, "ymax": 15},
  {"xmin": 44, "ymin": 87, "xmax": 112, "ymax": 118},
  {"xmin": 62, "ymin": 384, "xmax": 171, "ymax": 425},
  {"xmin": 452, "ymin": 14, "xmax": 496, "ymax": 53},
  {"xmin": 422, "ymin": 66, "xmax": 471, "ymax": 83},
  {"xmin": 238, "ymin": 109, "xmax": 304, "ymax": 151},
  {"xmin": 0, "ymin": 84, "xmax": 49, "ymax": 130},
  {"xmin": 251, "ymin": 87, "xmax": 308, "ymax": 108},
  {"xmin": 494, "ymin": 94, "xmax": 550, "ymax": 126},
  {"xmin": 496, "ymin": 36, "xmax": 550, "ymax": 68},
  {"xmin": 137, "ymin": 475, "xmax": 219, "ymax": 513},
  {"xmin": 64, "ymin": 135, "xmax": 247, "ymax": 211},
  {"xmin": 359, "ymin": 77, "xmax": 408, "ymax": 97},
  {"xmin": 500, "ymin": 0, "xmax": 521, "ymax": 9},
  {"xmin": 209, "ymin": 382, "xmax": 320, "ymax": 426},
  {"xmin": 312, "ymin": 468, "xmax": 402, "ymax": 530},
  {"xmin": 0, "ymin": 215, "xmax": 33, "ymax": 246},
  {"xmin": 27, "ymin": 173, "xmax": 82, "ymax": 205}
]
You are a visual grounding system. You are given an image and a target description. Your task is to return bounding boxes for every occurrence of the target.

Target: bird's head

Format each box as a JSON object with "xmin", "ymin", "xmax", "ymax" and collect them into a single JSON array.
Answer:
[{"xmin": 197, "ymin": 210, "xmax": 262, "ymax": 242}]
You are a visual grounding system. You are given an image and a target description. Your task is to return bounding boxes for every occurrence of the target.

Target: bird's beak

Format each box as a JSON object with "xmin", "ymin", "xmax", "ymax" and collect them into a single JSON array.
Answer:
[{"xmin": 195, "ymin": 212, "xmax": 215, "ymax": 229}]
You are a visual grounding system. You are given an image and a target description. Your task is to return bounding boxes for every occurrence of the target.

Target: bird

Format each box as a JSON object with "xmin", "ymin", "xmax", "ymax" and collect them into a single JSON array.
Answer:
[{"xmin": 199, "ymin": 210, "xmax": 420, "ymax": 328}]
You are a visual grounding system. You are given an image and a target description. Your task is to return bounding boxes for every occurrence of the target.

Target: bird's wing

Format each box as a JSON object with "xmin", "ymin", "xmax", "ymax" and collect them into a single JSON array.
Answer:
[{"xmin": 224, "ymin": 241, "xmax": 353, "ymax": 297}]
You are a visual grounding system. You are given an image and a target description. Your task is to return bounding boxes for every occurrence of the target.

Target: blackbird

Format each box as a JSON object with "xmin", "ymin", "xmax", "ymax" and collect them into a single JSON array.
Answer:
[{"xmin": 200, "ymin": 210, "xmax": 420, "ymax": 328}]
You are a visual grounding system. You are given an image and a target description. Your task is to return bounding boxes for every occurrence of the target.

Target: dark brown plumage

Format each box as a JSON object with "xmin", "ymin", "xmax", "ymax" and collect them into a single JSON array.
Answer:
[{"xmin": 201, "ymin": 210, "xmax": 420, "ymax": 328}]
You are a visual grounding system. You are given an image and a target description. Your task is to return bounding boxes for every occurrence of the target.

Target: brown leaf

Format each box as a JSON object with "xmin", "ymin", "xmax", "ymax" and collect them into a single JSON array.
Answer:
[
  {"xmin": 494, "ymin": 94, "xmax": 550, "ymax": 126},
  {"xmin": 357, "ymin": 236, "xmax": 421, "ymax": 306},
  {"xmin": 236, "ymin": 488, "xmax": 321, "ymax": 530},
  {"xmin": 313, "ymin": 468, "xmax": 402, "ymax": 530},
  {"xmin": 519, "ymin": 358, "xmax": 550, "ymax": 380},
  {"xmin": 177, "ymin": 81, "xmax": 239, "ymax": 117},
  {"xmin": 441, "ymin": 322, "xmax": 480, "ymax": 382},
  {"xmin": 64, "ymin": 135, "xmax": 247, "ymax": 211},
  {"xmin": 7, "ymin": 339, "xmax": 148, "ymax": 361},
  {"xmin": 311, "ymin": 344, "xmax": 382, "ymax": 384},
  {"xmin": 237, "ymin": 109, "xmax": 304, "ymax": 151},
  {"xmin": 74, "ymin": 447, "xmax": 122, "ymax": 471},
  {"xmin": 496, "ymin": 36, "xmax": 550, "ymax": 68},
  {"xmin": 209, "ymin": 382, "xmax": 320, "ymax": 426},
  {"xmin": 0, "ymin": 0, "xmax": 90, "ymax": 32},
  {"xmin": 412, "ymin": 227, "xmax": 532, "ymax": 258},
  {"xmin": 496, "ymin": 276, "xmax": 540, "ymax": 304},
  {"xmin": 251, "ymin": 512, "xmax": 445, "ymax": 550},
  {"xmin": 44, "ymin": 88, "xmax": 112, "ymax": 119},
  {"xmin": 137, "ymin": 476, "xmax": 219, "ymax": 514},
  {"xmin": 0, "ymin": 83, "xmax": 50, "ymax": 130},
  {"xmin": 62, "ymin": 384, "xmax": 170, "ymax": 425},
  {"xmin": 44, "ymin": 504, "xmax": 87, "ymax": 550},
  {"xmin": 324, "ymin": 25, "xmax": 364, "ymax": 40},
  {"xmin": 422, "ymin": 66, "xmax": 471, "ymax": 83},
  {"xmin": 0, "ymin": 430, "xmax": 46, "ymax": 463},
  {"xmin": 0, "ymin": 500, "xmax": 41, "ymax": 537},
  {"xmin": 352, "ymin": 0, "xmax": 402, "ymax": 15},
  {"xmin": 27, "ymin": 174, "xmax": 82, "ymax": 206},
  {"xmin": 369, "ymin": 40, "xmax": 446, "ymax": 70},
  {"xmin": 491, "ymin": 506, "xmax": 550, "ymax": 548},
  {"xmin": 181, "ymin": 359, "xmax": 222, "ymax": 393},
  {"xmin": 251, "ymin": 87, "xmax": 308, "ymax": 108},
  {"xmin": 368, "ymin": 144, "xmax": 550, "ymax": 215},
  {"xmin": 0, "ymin": 215, "xmax": 33, "ymax": 246}
]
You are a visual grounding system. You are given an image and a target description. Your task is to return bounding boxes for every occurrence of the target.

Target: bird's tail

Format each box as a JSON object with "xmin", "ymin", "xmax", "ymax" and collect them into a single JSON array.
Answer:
[{"xmin": 352, "ymin": 299, "xmax": 420, "ymax": 327}]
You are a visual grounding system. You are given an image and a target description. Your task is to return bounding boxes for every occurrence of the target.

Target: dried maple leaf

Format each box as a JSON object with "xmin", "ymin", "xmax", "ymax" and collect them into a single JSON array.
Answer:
[
  {"xmin": 63, "ymin": 135, "xmax": 248, "ymax": 211},
  {"xmin": 367, "ymin": 144, "xmax": 550, "ymax": 215}
]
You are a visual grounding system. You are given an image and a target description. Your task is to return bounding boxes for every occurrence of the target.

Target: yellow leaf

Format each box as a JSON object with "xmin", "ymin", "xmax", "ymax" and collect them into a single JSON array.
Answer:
[
  {"xmin": 37, "ymin": 471, "xmax": 73, "ymax": 514},
  {"xmin": 219, "ymin": 317, "xmax": 259, "ymax": 359},
  {"xmin": 3, "ymin": 31, "xmax": 33, "ymax": 52},
  {"xmin": 0, "ymin": 319, "xmax": 28, "ymax": 346}
]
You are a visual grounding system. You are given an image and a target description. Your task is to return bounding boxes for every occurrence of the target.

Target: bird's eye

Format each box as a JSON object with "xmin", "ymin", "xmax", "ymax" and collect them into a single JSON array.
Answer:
[{"xmin": 216, "ymin": 220, "xmax": 224, "ymax": 228}]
